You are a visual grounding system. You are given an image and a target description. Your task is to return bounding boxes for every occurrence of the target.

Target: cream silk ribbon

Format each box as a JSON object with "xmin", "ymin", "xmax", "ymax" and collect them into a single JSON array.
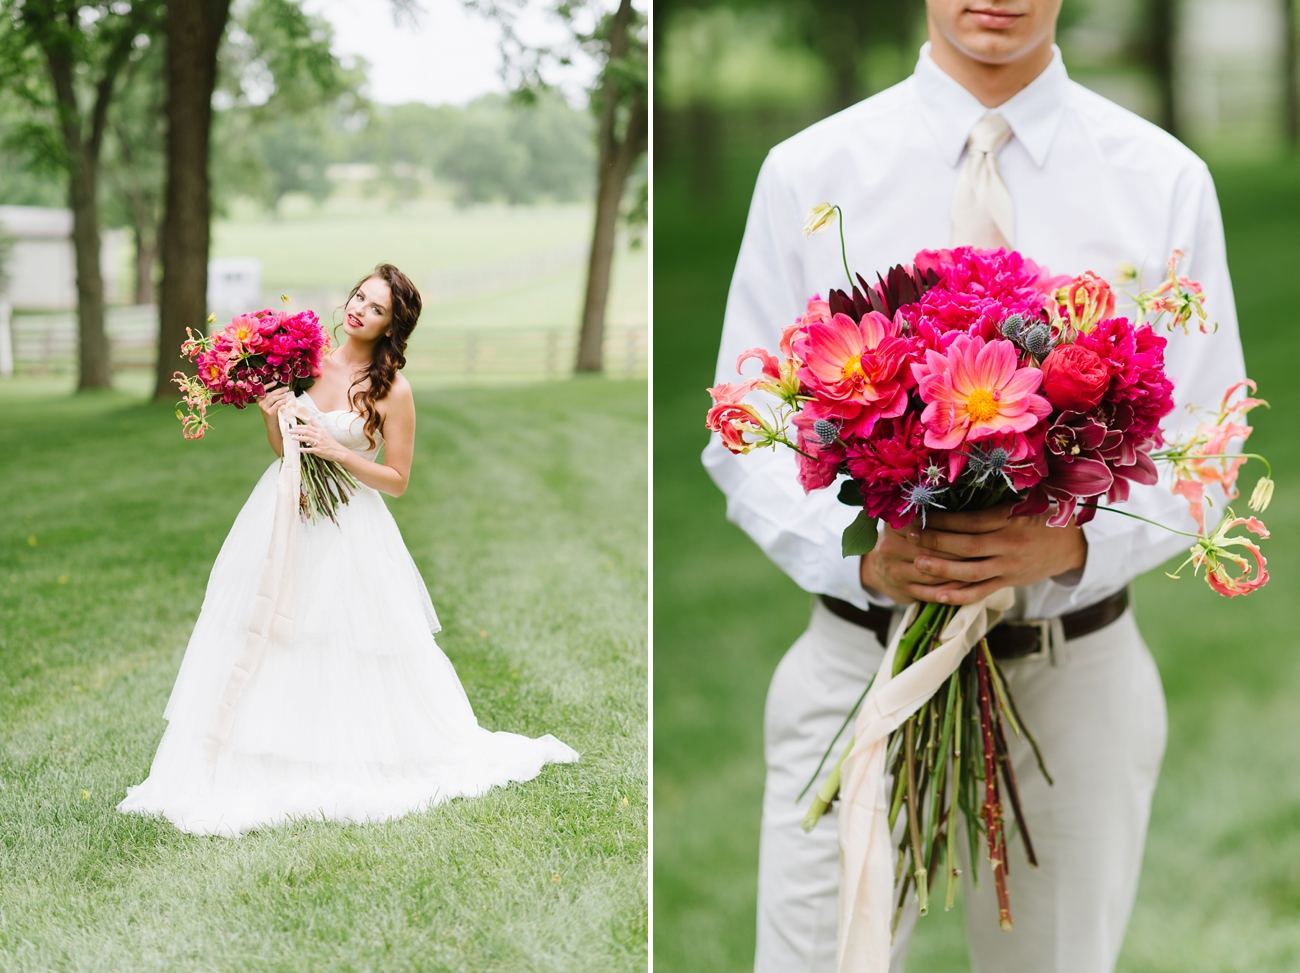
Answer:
[
  {"xmin": 203, "ymin": 398, "xmax": 313, "ymax": 762},
  {"xmin": 835, "ymin": 587, "xmax": 1016, "ymax": 973},
  {"xmin": 951, "ymin": 112, "xmax": 1015, "ymax": 249}
]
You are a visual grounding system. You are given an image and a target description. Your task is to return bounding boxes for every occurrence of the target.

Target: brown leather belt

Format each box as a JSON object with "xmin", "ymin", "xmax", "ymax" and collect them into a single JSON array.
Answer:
[{"xmin": 820, "ymin": 587, "xmax": 1129, "ymax": 661}]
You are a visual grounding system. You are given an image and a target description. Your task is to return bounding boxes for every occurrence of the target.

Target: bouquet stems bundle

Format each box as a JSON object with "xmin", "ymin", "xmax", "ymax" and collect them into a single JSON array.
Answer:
[
  {"xmin": 803, "ymin": 603, "xmax": 1050, "ymax": 931},
  {"xmin": 297, "ymin": 444, "xmax": 359, "ymax": 525}
]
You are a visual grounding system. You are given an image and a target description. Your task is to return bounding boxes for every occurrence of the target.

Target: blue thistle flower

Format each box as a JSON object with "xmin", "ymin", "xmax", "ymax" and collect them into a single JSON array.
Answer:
[
  {"xmin": 812, "ymin": 419, "xmax": 839, "ymax": 446},
  {"xmin": 1023, "ymin": 322, "xmax": 1054, "ymax": 357},
  {"xmin": 964, "ymin": 444, "xmax": 1014, "ymax": 487},
  {"xmin": 1000, "ymin": 314, "xmax": 1026, "ymax": 341},
  {"xmin": 900, "ymin": 481, "xmax": 947, "ymax": 528}
]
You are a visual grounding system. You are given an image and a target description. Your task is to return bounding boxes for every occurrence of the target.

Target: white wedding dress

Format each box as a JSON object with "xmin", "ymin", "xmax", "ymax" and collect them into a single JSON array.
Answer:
[{"xmin": 119, "ymin": 392, "xmax": 578, "ymax": 837}]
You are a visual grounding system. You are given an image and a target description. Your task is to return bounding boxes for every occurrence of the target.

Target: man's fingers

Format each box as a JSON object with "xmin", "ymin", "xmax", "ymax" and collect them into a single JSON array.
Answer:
[
  {"xmin": 902, "ymin": 580, "xmax": 973, "ymax": 602},
  {"xmin": 915, "ymin": 528, "xmax": 990, "ymax": 558},
  {"xmin": 922, "ymin": 505, "xmax": 1013, "ymax": 534},
  {"xmin": 926, "ymin": 577, "xmax": 1008, "ymax": 606},
  {"xmin": 893, "ymin": 563, "xmax": 953, "ymax": 585},
  {"xmin": 913, "ymin": 555, "xmax": 1002, "ymax": 584}
]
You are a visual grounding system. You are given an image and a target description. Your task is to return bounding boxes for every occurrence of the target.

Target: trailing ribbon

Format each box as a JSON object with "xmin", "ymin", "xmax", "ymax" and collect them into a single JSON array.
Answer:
[
  {"xmin": 836, "ymin": 587, "xmax": 1016, "ymax": 973},
  {"xmin": 203, "ymin": 398, "xmax": 312, "ymax": 762}
]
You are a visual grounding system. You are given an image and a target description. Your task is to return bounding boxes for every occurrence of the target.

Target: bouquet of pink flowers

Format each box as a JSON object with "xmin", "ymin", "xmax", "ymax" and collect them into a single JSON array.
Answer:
[
  {"xmin": 173, "ymin": 305, "xmax": 358, "ymax": 524},
  {"xmin": 706, "ymin": 204, "xmax": 1273, "ymax": 934}
]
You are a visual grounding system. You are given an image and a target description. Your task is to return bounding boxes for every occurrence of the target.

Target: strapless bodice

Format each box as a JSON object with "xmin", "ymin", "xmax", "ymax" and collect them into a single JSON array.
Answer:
[{"xmin": 298, "ymin": 391, "xmax": 383, "ymax": 460}]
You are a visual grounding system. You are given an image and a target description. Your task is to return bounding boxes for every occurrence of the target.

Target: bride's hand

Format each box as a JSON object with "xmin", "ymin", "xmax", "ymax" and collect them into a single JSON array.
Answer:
[
  {"xmin": 258, "ymin": 385, "xmax": 293, "ymax": 421},
  {"xmin": 288, "ymin": 418, "xmax": 349, "ymax": 464}
]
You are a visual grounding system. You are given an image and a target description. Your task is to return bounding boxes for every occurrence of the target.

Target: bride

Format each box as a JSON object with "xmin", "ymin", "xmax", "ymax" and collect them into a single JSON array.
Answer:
[{"xmin": 119, "ymin": 263, "xmax": 578, "ymax": 837}]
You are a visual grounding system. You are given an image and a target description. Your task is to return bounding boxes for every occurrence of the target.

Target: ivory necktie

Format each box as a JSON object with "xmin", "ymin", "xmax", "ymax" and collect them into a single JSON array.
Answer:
[{"xmin": 951, "ymin": 112, "xmax": 1014, "ymax": 249}]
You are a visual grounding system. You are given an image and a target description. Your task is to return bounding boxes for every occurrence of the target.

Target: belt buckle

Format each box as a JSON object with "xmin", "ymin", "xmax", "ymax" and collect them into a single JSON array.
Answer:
[{"xmin": 1003, "ymin": 618, "xmax": 1052, "ymax": 661}]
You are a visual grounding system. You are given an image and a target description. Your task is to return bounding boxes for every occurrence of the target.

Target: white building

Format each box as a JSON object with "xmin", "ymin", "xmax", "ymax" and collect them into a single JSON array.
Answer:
[{"xmin": 0, "ymin": 205, "xmax": 125, "ymax": 311}]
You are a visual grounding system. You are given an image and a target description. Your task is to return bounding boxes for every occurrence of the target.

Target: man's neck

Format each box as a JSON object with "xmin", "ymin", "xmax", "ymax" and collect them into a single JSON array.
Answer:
[{"xmin": 926, "ymin": 31, "xmax": 1055, "ymax": 109}]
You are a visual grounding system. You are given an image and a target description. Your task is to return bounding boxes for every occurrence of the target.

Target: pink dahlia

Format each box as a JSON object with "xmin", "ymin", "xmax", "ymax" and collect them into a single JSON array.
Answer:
[
  {"xmin": 912, "ymin": 334, "xmax": 1051, "ymax": 450},
  {"xmin": 792, "ymin": 310, "xmax": 913, "ymax": 437},
  {"xmin": 226, "ymin": 314, "xmax": 265, "ymax": 352}
]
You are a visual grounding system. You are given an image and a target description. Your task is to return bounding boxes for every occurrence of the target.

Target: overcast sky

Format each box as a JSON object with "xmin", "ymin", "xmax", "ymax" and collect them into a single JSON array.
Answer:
[{"xmin": 305, "ymin": 0, "xmax": 599, "ymax": 107}]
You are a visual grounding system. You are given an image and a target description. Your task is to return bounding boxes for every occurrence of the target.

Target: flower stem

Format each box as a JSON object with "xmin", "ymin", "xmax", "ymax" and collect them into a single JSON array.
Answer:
[
  {"xmin": 904, "ymin": 717, "xmax": 929, "ymax": 916},
  {"xmin": 1151, "ymin": 451, "xmax": 1272, "ymax": 478},
  {"xmin": 797, "ymin": 671, "xmax": 875, "ymax": 802},
  {"xmin": 945, "ymin": 677, "xmax": 963, "ymax": 911},
  {"xmin": 833, "ymin": 205, "xmax": 853, "ymax": 288},
  {"xmin": 976, "ymin": 645, "xmax": 1013, "ymax": 930},
  {"xmin": 1077, "ymin": 502, "xmax": 1202, "ymax": 538}
]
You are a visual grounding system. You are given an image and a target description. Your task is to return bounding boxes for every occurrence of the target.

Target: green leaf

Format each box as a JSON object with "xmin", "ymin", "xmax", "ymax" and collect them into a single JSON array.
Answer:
[
  {"xmin": 837, "ymin": 478, "xmax": 863, "ymax": 506},
  {"xmin": 841, "ymin": 510, "xmax": 878, "ymax": 557}
]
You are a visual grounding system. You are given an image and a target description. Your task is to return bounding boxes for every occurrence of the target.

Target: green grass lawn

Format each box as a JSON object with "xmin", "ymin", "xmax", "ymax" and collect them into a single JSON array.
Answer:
[
  {"xmin": 0, "ymin": 377, "xmax": 647, "ymax": 972},
  {"xmin": 210, "ymin": 198, "xmax": 648, "ymax": 336},
  {"xmin": 652, "ymin": 122, "xmax": 1300, "ymax": 972}
]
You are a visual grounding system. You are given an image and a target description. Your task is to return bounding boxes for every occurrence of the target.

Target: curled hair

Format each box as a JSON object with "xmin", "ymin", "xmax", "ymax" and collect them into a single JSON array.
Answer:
[{"xmin": 345, "ymin": 263, "xmax": 422, "ymax": 448}]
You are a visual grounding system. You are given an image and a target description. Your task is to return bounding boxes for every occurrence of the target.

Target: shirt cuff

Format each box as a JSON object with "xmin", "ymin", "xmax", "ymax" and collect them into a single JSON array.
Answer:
[{"xmin": 1052, "ymin": 518, "xmax": 1130, "ymax": 608}]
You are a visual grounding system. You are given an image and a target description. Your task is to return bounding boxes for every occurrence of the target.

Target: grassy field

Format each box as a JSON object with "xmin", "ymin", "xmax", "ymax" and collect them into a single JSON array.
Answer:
[
  {"xmin": 211, "ymin": 198, "xmax": 647, "ymax": 335},
  {"xmin": 0, "ymin": 377, "xmax": 647, "ymax": 972},
  {"xmin": 652, "ymin": 118, "xmax": 1300, "ymax": 972}
]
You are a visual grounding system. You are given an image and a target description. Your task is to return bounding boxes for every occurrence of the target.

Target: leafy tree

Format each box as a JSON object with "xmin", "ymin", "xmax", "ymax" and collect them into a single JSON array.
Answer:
[
  {"xmin": 154, "ymin": 0, "xmax": 361, "ymax": 398},
  {"xmin": 437, "ymin": 107, "xmax": 531, "ymax": 205},
  {"xmin": 1284, "ymin": 0, "xmax": 1298, "ymax": 148},
  {"xmin": 209, "ymin": 0, "xmax": 363, "ymax": 214},
  {"xmin": 0, "ymin": 94, "xmax": 66, "ymax": 206},
  {"xmin": 337, "ymin": 94, "xmax": 594, "ymax": 207},
  {"xmin": 1137, "ymin": 0, "xmax": 1179, "ymax": 138},
  {"xmin": 467, "ymin": 0, "xmax": 647, "ymax": 373},
  {"xmin": 436, "ymin": 94, "xmax": 594, "ymax": 205},
  {"xmin": 508, "ymin": 92, "xmax": 596, "ymax": 201},
  {"xmin": 155, "ymin": 0, "xmax": 232, "ymax": 399},
  {"xmin": 102, "ymin": 34, "xmax": 165, "ymax": 305},
  {"xmin": 779, "ymin": 0, "xmax": 921, "ymax": 110},
  {"xmin": 0, "ymin": 0, "xmax": 163, "ymax": 390}
]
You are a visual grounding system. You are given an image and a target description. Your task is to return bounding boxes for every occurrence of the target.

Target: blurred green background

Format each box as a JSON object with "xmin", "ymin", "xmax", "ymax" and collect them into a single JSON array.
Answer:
[
  {"xmin": 653, "ymin": 0, "xmax": 1300, "ymax": 970},
  {"xmin": 0, "ymin": 0, "xmax": 647, "ymax": 387}
]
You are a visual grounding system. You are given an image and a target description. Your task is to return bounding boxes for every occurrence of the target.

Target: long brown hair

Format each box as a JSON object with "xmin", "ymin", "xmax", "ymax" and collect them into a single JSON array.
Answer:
[{"xmin": 344, "ymin": 263, "xmax": 422, "ymax": 448}]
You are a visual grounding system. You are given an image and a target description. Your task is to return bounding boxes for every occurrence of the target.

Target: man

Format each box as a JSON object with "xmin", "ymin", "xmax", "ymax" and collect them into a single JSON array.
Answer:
[{"xmin": 702, "ymin": 2, "xmax": 1247, "ymax": 971}]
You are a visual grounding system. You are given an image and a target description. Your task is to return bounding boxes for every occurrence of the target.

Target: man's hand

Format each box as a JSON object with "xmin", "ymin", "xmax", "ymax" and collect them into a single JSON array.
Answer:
[
  {"xmin": 860, "ymin": 521, "xmax": 959, "ymax": 605},
  {"xmin": 861, "ymin": 504, "xmax": 1088, "ymax": 606}
]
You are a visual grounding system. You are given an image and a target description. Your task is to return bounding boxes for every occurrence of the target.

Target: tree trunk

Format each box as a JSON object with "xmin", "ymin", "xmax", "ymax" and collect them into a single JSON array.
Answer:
[
  {"xmin": 575, "ymin": 0, "xmax": 646, "ymax": 374},
  {"xmin": 44, "ymin": 48, "xmax": 112, "ymax": 390},
  {"xmin": 1285, "ymin": 0, "xmax": 1298, "ymax": 149},
  {"xmin": 68, "ymin": 141, "xmax": 112, "ymax": 389},
  {"xmin": 134, "ymin": 226, "xmax": 156, "ymax": 305},
  {"xmin": 576, "ymin": 132, "xmax": 640, "ymax": 373},
  {"xmin": 685, "ymin": 103, "xmax": 721, "ymax": 205},
  {"xmin": 154, "ymin": 0, "xmax": 231, "ymax": 400},
  {"xmin": 1145, "ymin": 0, "xmax": 1179, "ymax": 138},
  {"xmin": 823, "ymin": 31, "xmax": 864, "ymax": 112},
  {"xmin": 36, "ymin": 5, "xmax": 147, "ymax": 391}
]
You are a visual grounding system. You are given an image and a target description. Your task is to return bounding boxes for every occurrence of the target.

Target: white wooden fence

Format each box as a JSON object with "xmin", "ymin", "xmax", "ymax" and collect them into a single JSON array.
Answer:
[{"xmin": 7, "ymin": 306, "xmax": 647, "ymax": 383}]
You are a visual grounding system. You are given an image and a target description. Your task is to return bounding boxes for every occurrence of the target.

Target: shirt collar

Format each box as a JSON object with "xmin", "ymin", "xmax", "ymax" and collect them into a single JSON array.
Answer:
[{"xmin": 912, "ymin": 42, "xmax": 1068, "ymax": 169}]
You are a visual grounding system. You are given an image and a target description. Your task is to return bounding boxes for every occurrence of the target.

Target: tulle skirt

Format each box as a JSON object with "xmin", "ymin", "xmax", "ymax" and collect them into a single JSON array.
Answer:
[{"xmin": 119, "ymin": 461, "xmax": 578, "ymax": 837}]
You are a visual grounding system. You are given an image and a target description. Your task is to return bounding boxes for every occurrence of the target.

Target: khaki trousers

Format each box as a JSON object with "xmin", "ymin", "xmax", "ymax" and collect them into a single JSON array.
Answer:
[{"xmin": 755, "ymin": 597, "xmax": 1167, "ymax": 973}]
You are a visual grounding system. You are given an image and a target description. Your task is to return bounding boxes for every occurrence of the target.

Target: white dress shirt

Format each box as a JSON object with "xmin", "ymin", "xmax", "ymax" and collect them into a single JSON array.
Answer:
[{"xmin": 703, "ymin": 44, "xmax": 1247, "ymax": 618}]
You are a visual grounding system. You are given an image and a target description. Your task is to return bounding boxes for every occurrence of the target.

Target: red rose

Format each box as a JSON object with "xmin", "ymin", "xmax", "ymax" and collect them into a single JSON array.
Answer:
[{"xmin": 1041, "ymin": 344, "xmax": 1110, "ymax": 412}]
